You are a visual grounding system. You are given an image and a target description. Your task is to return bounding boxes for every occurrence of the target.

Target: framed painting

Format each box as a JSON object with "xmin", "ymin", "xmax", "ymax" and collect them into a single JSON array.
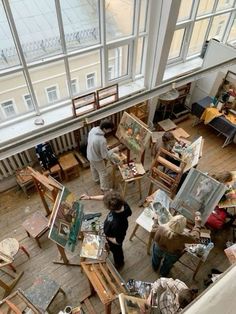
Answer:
[
  {"xmin": 116, "ymin": 112, "xmax": 152, "ymax": 156},
  {"xmin": 171, "ymin": 168, "xmax": 226, "ymax": 224},
  {"xmin": 48, "ymin": 187, "xmax": 84, "ymax": 252}
]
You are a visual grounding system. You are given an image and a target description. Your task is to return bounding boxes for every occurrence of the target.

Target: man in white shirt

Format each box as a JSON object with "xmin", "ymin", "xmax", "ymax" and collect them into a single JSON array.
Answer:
[{"xmin": 87, "ymin": 120, "xmax": 114, "ymax": 192}]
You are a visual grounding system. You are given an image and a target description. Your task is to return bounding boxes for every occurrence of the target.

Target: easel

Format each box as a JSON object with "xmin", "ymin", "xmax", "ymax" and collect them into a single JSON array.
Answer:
[
  {"xmin": 0, "ymin": 267, "xmax": 24, "ymax": 297},
  {"xmin": 27, "ymin": 167, "xmax": 80, "ymax": 267}
]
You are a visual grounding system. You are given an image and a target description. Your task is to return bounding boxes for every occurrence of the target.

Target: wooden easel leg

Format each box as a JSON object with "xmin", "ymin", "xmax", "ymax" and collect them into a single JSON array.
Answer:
[
  {"xmin": 53, "ymin": 245, "xmax": 80, "ymax": 266},
  {"xmin": 105, "ymin": 302, "xmax": 111, "ymax": 314},
  {"xmin": 137, "ymin": 179, "xmax": 142, "ymax": 200},
  {"xmin": 122, "ymin": 182, "xmax": 127, "ymax": 199},
  {"xmin": 148, "ymin": 182, "xmax": 154, "ymax": 196},
  {"xmin": 129, "ymin": 224, "xmax": 139, "ymax": 241}
]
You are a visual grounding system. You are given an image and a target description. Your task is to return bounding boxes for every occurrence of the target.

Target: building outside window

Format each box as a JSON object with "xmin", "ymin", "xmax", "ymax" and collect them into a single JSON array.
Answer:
[
  {"xmin": 86, "ymin": 73, "xmax": 96, "ymax": 90},
  {"xmin": 1, "ymin": 100, "xmax": 16, "ymax": 118},
  {"xmin": 168, "ymin": 0, "xmax": 236, "ymax": 63},
  {"xmin": 24, "ymin": 94, "xmax": 34, "ymax": 111},
  {"xmin": 46, "ymin": 86, "xmax": 58, "ymax": 103},
  {"xmin": 71, "ymin": 79, "xmax": 78, "ymax": 96}
]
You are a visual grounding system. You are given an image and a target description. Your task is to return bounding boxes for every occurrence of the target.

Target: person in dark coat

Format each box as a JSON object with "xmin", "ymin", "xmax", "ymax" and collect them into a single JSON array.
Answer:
[{"xmin": 80, "ymin": 190, "xmax": 132, "ymax": 269}]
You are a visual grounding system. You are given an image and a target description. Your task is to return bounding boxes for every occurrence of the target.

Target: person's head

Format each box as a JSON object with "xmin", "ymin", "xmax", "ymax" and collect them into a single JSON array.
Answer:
[
  {"xmin": 162, "ymin": 132, "xmax": 176, "ymax": 151},
  {"xmin": 178, "ymin": 288, "xmax": 197, "ymax": 309},
  {"xmin": 211, "ymin": 171, "xmax": 233, "ymax": 185},
  {"xmin": 103, "ymin": 190, "xmax": 124, "ymax": 211},
  {"xmin": 100, "ymin": 120, "xmax": 114, "ymax": 134},
  {"xmin": 165, "ymin": 215, "xmax": 186, "ymax": 234}
]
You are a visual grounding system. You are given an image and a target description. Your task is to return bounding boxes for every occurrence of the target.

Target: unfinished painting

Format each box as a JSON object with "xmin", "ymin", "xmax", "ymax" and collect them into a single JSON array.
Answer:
[
  {"xmin": 116, "ymin": 112, "xmax": 152, "ymax": 156},
  {"xmin": 181, "ymin": 136, "xmax": 203, "ymax": 172},
  {"xmin": 171, "ymin": 168, "xmax": 226, "ymax": 224},
  {"xmin": 49, "ymin": 187, "xmax": 84, "ymax": 252}
]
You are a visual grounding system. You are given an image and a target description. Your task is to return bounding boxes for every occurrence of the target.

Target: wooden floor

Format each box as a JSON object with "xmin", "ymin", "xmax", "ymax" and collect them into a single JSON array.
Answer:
[{"xmin": 0, "ymin": 116, "xmax": 235, "ymax": 313}]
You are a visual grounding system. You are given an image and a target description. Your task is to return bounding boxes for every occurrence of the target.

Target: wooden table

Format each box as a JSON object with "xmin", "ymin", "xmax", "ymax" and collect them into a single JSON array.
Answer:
[
  {"xmin": 22, "ymin": 211, "xmax": 49, "ymax": 248},
  {"xmin": 59, "ymin": 152, "xmax": 80, "ymax": 181},
  {"xmin": 16, "ymin": 168, "xmax": 35, "ymax": 198},
  {"xmin": 24, "ymin": 275, "xmax": 65, "ymax": 313},
  {"xmin": 81, "ymin": 259, "xmax": 128, "ymax": 314}
]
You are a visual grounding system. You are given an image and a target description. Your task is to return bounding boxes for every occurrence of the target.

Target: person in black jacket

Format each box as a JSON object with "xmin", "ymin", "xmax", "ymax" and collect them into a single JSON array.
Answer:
[{"xmin": 80, "ymin": 190, "xmax": 132, "ymax": 269}]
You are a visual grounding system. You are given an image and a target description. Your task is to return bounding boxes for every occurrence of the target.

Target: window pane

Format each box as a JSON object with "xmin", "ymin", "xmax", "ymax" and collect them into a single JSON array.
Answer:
[
  {"xmin": 168, "ymin": 29, "xmax": 185, "ymax": 60},
  {"xmin": 68, "ymin": 51, "xmax": 101, "ymax": 94},
  {"xmin": 24, "ymin": 94, "xmax": 34, "ymax": 111},
  {"xmin": 29, "ymin": 60, "xmax": 68, "ymax": 108},
  {"xmin": 0, "ymin": 71, "xmax": 32, "ymax": 121},
  {"xmin": 216, "ymin": 0, "xmax": 235, "ymax": 11},
  {"xmin": 177, "ymin": 0, "xmax": 193, "ymax": 22},
  {"xmin": 208, "ymin": 13, "xmax": 230, "ymax": 41},
  {"xmin": 1, "ymin": 100, "xmax": 16, "ymax": 118},
  {"xmin": 108, "ymin": 45, "xmax": 129, "ymax": 80},
  {"xmin": 197, "ymin": 0, "xmax": 215, "ymax": 17},
  {"xmin": 0, "ymin": 1, "xmax": 20, "ymax": 70},
  {"xmin": 227, "ymin": 18, "xmax": 236, "ymax": 45},
  {"xmin": 187, "ymin": 19, "xmax": 210, "ymax": 57},
  {"xmin": 86, "ymin": 73, "xmax": 96, "ymax": 89},
  {"xmin": 139, "ymin": 0, "xmax": 148, "ymax": 32},
  {"xmin": 10, "ymin": 0, "xmax": 62, "ymax": 63},
  {"xmin": 136, "ymin": 37, "xmax": 144, "ymax": 75},
  {"xmin": 105, "ymin": 0, "xmax": 134, "ymax": 42},
  {"xmin": 71, "ymin": 79, "xmax": 78, "ymax": 96},
  {"xmin": 60, "ymin": 0, "xmax": 100, "ymax": 52}
]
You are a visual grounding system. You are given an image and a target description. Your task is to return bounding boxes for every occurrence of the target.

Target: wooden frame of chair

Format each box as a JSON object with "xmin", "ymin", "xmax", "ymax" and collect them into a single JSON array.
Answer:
[
  {"xmin": 148, "ymin": 147, "xmax": 186, "ymax": 199},
  {"xmin": 96, "ymin": 84, "xmax": 119, "ymax": 108},
  {"xmin": 72, "ymin": 92, "xmax": 97, "ymax": 117}
]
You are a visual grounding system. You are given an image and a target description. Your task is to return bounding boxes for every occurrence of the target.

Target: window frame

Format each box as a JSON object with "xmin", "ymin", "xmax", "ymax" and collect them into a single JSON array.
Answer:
[
  {"xmin": 45, "ymin": 85, "xmax": 60, "ymax": 104},
  {"xmin": 1, "ymin": 99, "xmax": 17, "ymax": 119},
  {"xmin": 23, "ymin": 94, "xmax": 34, "ymax": 111},
  {"xmin": 86, "ymin": 72, "xmax": 97, "ymax": 90}
]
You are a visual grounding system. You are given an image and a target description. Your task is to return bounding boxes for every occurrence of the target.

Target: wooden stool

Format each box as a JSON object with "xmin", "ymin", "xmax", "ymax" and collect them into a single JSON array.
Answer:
[
  {"xmin": 157, "ymin": 119, "xmax": 177, "ymax": 132},
  {"xmin": 0, "ymin": 268, "xmax": 24, "ymax": 297},
  {"xmin": 22, "ymin": 211, "xmax": 49, "ymax": 248},
  {"xmin": 0, "ymin": 238, "xmax": 30, "ymax": 273},
  {"xmin": 81, "ymin": 259, "xmax": 128, "ymax": 314},
  {"xmin": 24, "ymin": 275, "xmax": 65, "ymax": 313},
  {"xmin": 129, "ymin": 208, "xmax": 155, "ymax": 255},
  {"xmin": 42, "ymin": 164, "xmax": 62, "ymax": 181},
  {"xmin": 59, "ymin": 152, "xmax": 80, "ymax": 181},
  {"xmin": 176, "ymin": 250, "xmax": 205, "ymax": 280},
  {"xmin": 15, "ymin": 168, "xmax": 35, "ymax": 198}
]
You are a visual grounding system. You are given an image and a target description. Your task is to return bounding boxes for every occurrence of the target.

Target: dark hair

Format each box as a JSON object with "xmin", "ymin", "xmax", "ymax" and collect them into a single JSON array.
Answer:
[
  {"xmin": 103, "ymin": 190, "xmax": 124, "ymax": 211},
  {"xmin": 162, "ymin": 131, "xmax": 175, "ymax": 143},
  {"xmin": 211, "ymin": 172, "xmax": 233, "ymax": 184},
  {"xmin": 100, "ymin": 120, "xmax": 114, "ymax": 131},
  {"xmin": 178, "ymin": 289, "xmax": 196, "ymax": 309}
]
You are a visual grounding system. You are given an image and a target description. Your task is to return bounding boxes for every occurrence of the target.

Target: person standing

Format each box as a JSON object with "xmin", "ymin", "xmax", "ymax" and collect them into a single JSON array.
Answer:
[
  {"xmin": 87, "ymin": 120, "xmax": 114, "ymax": 192},
  {"xmin": 80, "ymin": 190, "xmax": 132, "ymax": 269},
  {"xmin": 152, "ymin": 213, "xmax": 201, "ymax": 276}
]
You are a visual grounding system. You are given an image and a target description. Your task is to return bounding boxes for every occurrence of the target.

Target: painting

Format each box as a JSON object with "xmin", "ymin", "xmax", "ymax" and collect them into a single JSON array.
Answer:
[
  {"xmin": 80, "ymin": 234, "xmax": 106, "ymax": 260},
  {"xmin": 151, "ymin": 189, "xmax": 172, "ymax": 225},
  {"xmin": 224, "ymin": 244, "xmax": 236, "ymax": 264},
  {"xmin": 116, "ymin": 112, "xmax": 152, "ymax": 156},
  {"xmin": 118, "ymin": 293, "xmax": 147, "ymax": 314},
  {"xmin": 181, "ymin": 136, "xmax": 203, "ymax": 172},
  {"xmin": 126, "ymin": 279, "xmax": 153, "ymax": 299},
  {"xmin": 171, "ymin": 168, "xmax": 227, "ymax": 224},
  {"xmin": 48, "ymin": 187, "xmax": 84, "ymax": 252},
  {"xmin": 216, "ymin": 71, "xmax": 236, "ymax": 111}
]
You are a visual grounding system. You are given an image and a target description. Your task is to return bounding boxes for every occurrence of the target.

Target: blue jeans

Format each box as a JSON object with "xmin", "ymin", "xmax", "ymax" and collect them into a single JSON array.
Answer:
[{"xmin": 152, "ymin": 243, "xmax": 180, "ymax": 276}]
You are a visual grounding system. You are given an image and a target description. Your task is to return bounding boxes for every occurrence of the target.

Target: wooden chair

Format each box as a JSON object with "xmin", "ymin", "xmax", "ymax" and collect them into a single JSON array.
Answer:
[
  {"xmin": 59, "ymin": 152, "xmax": 80, "ymax": 181},
  {"xmin": 96, "ymin": 84, "xmax": 119, "ymax": 108},
  {"xmin": 72, "ymin": 92, "xmax": 97, "ymax": 117},
  {"xmin": 148, "ymin": 147, "xmax": 186, "ymax": 199}
]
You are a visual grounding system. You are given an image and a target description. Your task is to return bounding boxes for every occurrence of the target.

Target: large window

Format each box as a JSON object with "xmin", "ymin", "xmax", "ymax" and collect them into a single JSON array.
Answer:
[
  {"xmin": 168, "ymin": 0, "xmax": 236, "ymax": 63},
  {"xmin": 0, "ymin": 0, "xmax": 149, "ymax": 122}
]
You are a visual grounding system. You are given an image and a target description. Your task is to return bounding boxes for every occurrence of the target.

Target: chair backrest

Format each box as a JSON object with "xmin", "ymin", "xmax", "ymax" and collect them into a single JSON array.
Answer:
[{"xmin": 149, "ymin": 147, "xmax": 186, "ymax": 198}]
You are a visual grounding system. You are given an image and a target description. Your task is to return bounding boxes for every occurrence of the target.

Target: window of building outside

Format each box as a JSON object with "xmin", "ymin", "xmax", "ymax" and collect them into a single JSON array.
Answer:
[
  {"xmin": 227, "ymin": 17, "xmax": 236, "ymax": 46},
  {"xmin": 86, "ymin": 73, "xmax": 96, "ymax": 90},
  {"xmin": 1, "ymin": 100, "xmax": 16, "ymax": 118},
  {"xmin": 168, "ymin": 0, "xmax": 236, "ymax": 64},
  {"xmin": 24, "ymin": 94, "xmax": 34, "ymax": 111},
  {"xmin": 0, "ymin": 0, "xmax": 149, "ymax": 123},
  {"xmin": 71, "ymin": 79, "xmax": 78, "ymax": 96},
  {"xmin": 46, "ymin": 86, "xmax": 59, "ymax": 103}
]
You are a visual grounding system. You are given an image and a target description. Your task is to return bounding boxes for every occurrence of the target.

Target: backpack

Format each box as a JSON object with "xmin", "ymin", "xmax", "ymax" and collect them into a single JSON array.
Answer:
[{"xmin": 206, "ymin": 207, "xmax": 228, "ymax": 230}]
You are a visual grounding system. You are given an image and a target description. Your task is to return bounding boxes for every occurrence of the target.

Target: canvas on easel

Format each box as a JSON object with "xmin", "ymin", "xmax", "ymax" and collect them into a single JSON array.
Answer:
[
  {"xmin": 171, "ymin": 168, "xmax": 226, "ymax": 224},
  {"xmin": 49, "ymin": 187, "xmax": 84, "ymax": 253},
  {"xmin": 181, "ymin": 136, "xmax": 203, "ymax": 172},
  {"xmin": 116, "ymin": 112, "xmax": 152, "ymax": 156}
]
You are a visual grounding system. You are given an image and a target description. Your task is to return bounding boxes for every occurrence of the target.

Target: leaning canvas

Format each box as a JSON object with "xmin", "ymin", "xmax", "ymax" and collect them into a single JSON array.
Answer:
[
  {"xmin": 116, "ymin": 112, "xmax": 152, "ymax": 156},
  {"xmin": 118, "ymin": 293, "xmax": 147, "ymax": 314},
  {"xmin": 49, "ymin": 187, "xmax": 84, "ymax": 252},
  {"xmin": 171, "ymin": 168, "xmax": 226, "ymax": 224}
]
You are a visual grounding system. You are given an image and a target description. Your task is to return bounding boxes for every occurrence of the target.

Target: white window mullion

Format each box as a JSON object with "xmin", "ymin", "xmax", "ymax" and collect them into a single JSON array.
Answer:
[
  {"xmin": 222, "ymin": 10, "xmax": 236, "ymax": 43},
  {"xmin": 99, "ymin": 0, "xmax": 106, "ymax": 86},
  {"xmin": 131, "ymin": 0, "xmax": 140, "ymax": 80}
]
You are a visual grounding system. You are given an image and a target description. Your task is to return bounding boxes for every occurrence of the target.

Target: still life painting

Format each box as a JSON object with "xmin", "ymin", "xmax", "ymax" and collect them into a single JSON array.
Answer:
[
  {"xmin": 116, "ymin": 112, "xmax": 152, "ymax": 155},
  {"xmin": 49, "ymin": 187, "xmax": 84, "ymax": 252},
  {"xmin": 80, "ymin": 233, "xmax": 106, "ymax": 260},
  {"xmin": 171, "ymin": 168, "xmax": 226, "ymax": 224}
]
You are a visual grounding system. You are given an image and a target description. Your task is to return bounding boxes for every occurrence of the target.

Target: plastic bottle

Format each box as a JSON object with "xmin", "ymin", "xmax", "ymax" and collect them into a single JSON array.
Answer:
[{"xmin": 202, "ymin": 242, "xmax": 214, "ymax": 261}]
